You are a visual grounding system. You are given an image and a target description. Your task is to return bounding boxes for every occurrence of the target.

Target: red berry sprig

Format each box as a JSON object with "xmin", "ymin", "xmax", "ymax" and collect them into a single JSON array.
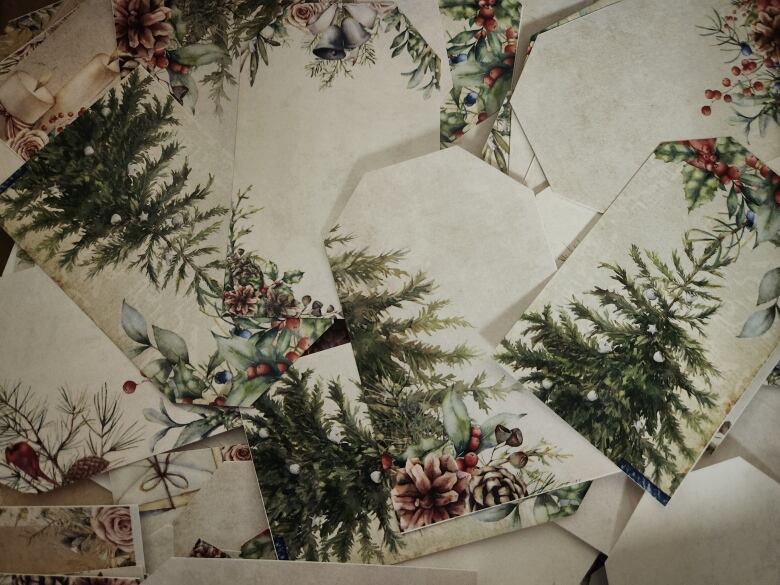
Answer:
[{"xmin": 455, "ymin": 424, "xmax": 483, "ymax": 474}]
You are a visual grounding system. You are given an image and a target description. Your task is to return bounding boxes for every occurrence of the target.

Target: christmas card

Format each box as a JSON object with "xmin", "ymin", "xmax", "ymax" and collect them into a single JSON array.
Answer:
[
  {"xmin": 498, "ymin": 136, "xmax": 780, "ymax": 503},
  {"xmin": 232, "ymin": 1, "xmax": 443, "ymax": 320},
  {"xmin": 0, "ymin": 70, "xmax": 335, "ymax": 409},
  {"xmin": 0, "ymin": 267, "xmax": 240, "ymax": 494},
  {"xmin": 144, "ymin": 557, "xmax": 476, "ymax": 585},
  {"xmin": 0, "ymin": 577, "xmax": 139, "ymax": 585},
  {"xmin": 605, "ymin": 458, "xmax": 780, "ymax": 585},
  {"xmin": 0, "ymin": 505, "xmax": 145, "ymax": 577},
  {"xmin": 511, "ymin": 0, "xmax": 780, "ymax": 213},
  {"xmin": 240, "ymin": 148, "xmax": 616, "ymax": 564},
  {"xmin": 0, "ymin": 1, "xmax": 77, "ymax": 69}
]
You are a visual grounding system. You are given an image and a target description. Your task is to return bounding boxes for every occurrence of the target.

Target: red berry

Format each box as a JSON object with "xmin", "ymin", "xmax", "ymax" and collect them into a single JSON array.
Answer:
[
  {"xmin": 471, "ymin": 425, "xmax": 482, "ymax": 438},
  {"xmin": 775, "ymin": 190, "xmax": 780, "ymax": 205},
  {"xmin": 727, "ymin": 166, "xmax": 741, "ymax": 179},
  {"xmin": 465, "ymin": 466, "xmax": 476, "ymax": 475},
  {"xmin": 256, "ymin": 363, "xmax": 272, "ymax": 376},
  {"xmin": 506, "ymin": 27, "xmax": 516, "ymax": 40},
  {"xmin": 297, "ymin": 337, "xmax": 310, "ymax": 350},
  {"xmin": 724, "ymin": 94, "xmax": 733, "ymax": 103},
  {"xmin": 181, "ymin": 397, "xmax": 193, "ymax": 404},
  {"xmin": 381, "ymin": 453, "xmax": 393, "ymax": 470},
  {"xmin": 484, "ymin": 75, "xmax": 495, "ymax": 87},
  {"xmin": 285, "ymin": 351, "xmax": 299, "ymax": 363},
  {"xmin": 453, "ymin": 129, "xmax": 465, "ymax": 138},
  {"xmin": 478, "ymin": 7, "xmax": 494, "ymax": 18},
  {"xmin": 468, "ymin": 435, "xmax": 480, "ymax": 451},
  {"xmin": 741, "ymin": 59, "xmax": 753, "ymax": 69},
  {"xmin": 719, "ymin": 174, "xmax": 732, "ymax": 185},
  {"xmin": 455, "ymin": 457, "xmax": 466, "ymax": 471},
  {"xmin": 181, "ymin": 66, "xmax": 191, "ymax": 75},
  {"xmin": 746, "ymin": 155, "xmax": 758, "ymax": 167},
  {"xmin": 743, "ymin": 87, "xmax": 753, "ymax": 96},
  {"xmin": 722, "ymin": 77, "xmax": 732, "ymax": 87},
  {"xmin": 704, "ymin": 89, "xmax": 714, "ymax": 99},
  {"xmin": 712, "ymin": 90, "xmax": 722, "ymax": 99},
  {"xmin": 277, "ymin": 363, "xmax": 288, "ymax": 374},
  {"xmin": 157, "ymin": 56, "xmax": 169, "ymax": 69},
  {"xmin": 464, "ymin": 452, "xmax": 479, "ymax": 467},
  {"xmin": 759, "ymin": 165, "xmax": 769, "ymax": 178},
  {"xmin": 504, "ymin": 44, "xmax": 516, "ymax": 54},
  {"xmin": 285, "ymin": 318, "xmax": 300, "ymax": 330},
  {"xmin": 772, "ymin": 174, "xmax": 780, "ymax": 185},
  {"xmin": 478, "ymin": 112, "xmax": 487, "ymax": 123},
  {"xmin": 714, "ymin": 161, "xmax": 728, "ymax": 176},
  {"xmin": 502, "ymin": 57, "xmax": 515, "ymax": 66},
  {"xmin": 701, "ymin": 105, "xmax": 712, "ymax": 116},
  {"xmin": 213, "ymin": 396, "xmax": 226, "ymax": 407},
  {"xmin": 753, "ymin": 81, "xmax": 764, "ymax": 91},
  {"xmin": 246, "ymin": 366, "xmax": 257, "ymax": 380},
  {"xmin": 122, "ymin": 380, "xmax": 137, "ymax": 394},
  {"xmin": 170, "ymin": 62, "xmax": 182, "ymax": 73},
  {"xmin": 731, "ymin": 66, "xmax": 741, "ymax": 75},
  {"xmin": 488, "ymin": 67, "xmax": 503, "ymax": 80},
  {"xmin": 474, "ymin": 15, "xmax": 485, "ymax": 26},
  {"xmin": 484, "ymin": 18, "xmax": 498, "ymax": 32}
]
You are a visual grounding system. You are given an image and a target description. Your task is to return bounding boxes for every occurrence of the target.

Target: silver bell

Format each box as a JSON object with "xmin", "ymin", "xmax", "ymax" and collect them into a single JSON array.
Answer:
[
  {"xmin": 341, "ymin": 17, "xmax": 370, "ymax": 50},
  {"xmin": 307, "ymin": 3, "xmax": 337, "ymax": 34},
  {"xmin": 345, "ymin": 3, "xmax": 378, "ymax": 28},
  {"xmin": 313, "ymin": 25, "xmax": 346, "ymax": 60}
]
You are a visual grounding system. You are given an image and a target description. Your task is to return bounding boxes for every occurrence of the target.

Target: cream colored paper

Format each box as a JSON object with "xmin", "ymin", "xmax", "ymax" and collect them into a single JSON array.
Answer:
[
  {"xmin": 512, "ymin": 0, "xmax": 780, "ymax": 212},
  {"xmin": 606, "ymin": 458, "xmax": 780, "ymax": 585},
  {"xmin": 145, "ymin": 557, "xmax": 476, "ymax": 585}
]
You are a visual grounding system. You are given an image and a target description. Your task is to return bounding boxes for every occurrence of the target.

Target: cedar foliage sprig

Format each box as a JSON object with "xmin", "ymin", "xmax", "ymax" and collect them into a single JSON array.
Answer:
[{"xmin": 498, "ymin": 233, "xmax": 732, "ymax": 487}]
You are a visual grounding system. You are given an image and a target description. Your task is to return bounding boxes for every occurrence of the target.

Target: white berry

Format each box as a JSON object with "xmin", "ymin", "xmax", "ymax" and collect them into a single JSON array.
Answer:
[
  {"xmin": 541, "ymin": 378, "xmax": 554, "ymax": 390},
  {"xmin": 653, "ymin": 351, "xmax": 665, "ymax": 363},
  {"xmin": 586, "ymin": 390, "xmax": 598, "ymax": 402},
  {"xmin": 101, "ymin": 107, "xmax": 111, "ymax": 117},
  {"xmin": 370, "ymin": 470, "xmax": 383, "ymax": 484},
  {"xmin": 110, "ymin": 214, "xmax": 122, "ymax": 225},
  {"xmin": 258, "ymin": 428, "xmax": 270, "ymax": 439},
  {"xmin": 83, "ymin": 145, "xmax": 95, "ymax": 156},
  {"xmin": 647, "ymin": 324, "xmax": 657, "ymax": 335},
  {"xmin": 644, "ymin": 289, "xmax": 657, "ymax": 301},
  {"xmin": 288, "ymin": 463, "xmax": 301, "ymax": 475}
]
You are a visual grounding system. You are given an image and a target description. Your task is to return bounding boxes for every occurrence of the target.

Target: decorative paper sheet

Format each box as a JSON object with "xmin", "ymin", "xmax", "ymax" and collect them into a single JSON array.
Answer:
[
  {"xmin": 512, "ymin": 0, "xmax": 780, "ymax": 212},
  {"xmin": 0, "ymin": 267, "xmax": 240, "ymax": 494},
  {"xmin": 242, "ymin": 148, "xmax": 616, "ymax": 564},
  {"xmin": 0, "ymin": 577, "xmax": 140, "ymax": 585},
  {"xmin": 0, "ymin": 505, "xmax": 144, "ymax": 577},
  {"xmin": 499, "ymin": 137, "xmax": 780, "ymax": 503}
]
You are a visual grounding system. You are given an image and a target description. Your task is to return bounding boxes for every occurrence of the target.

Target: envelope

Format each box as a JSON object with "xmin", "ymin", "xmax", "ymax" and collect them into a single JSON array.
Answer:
[
  {"xmin": 512, "ymin": 0, "xmax": 780, "ymax": 212},
  {"xmin": 0, "ymin": 505, "xmax": 144, "ymax": 577},
  {"xmin": 498, "ymin": 137, "xmax": 780, "ymax": 503}
]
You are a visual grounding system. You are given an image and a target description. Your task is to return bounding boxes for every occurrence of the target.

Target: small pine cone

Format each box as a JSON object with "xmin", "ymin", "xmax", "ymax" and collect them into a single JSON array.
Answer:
[
  {"xmin": 468, "ymin": 465, "xmax": 526, "ymax": 511},
  {"xmin": 62, "ymin": 456, "xmax": 110, "ymax": 484}
]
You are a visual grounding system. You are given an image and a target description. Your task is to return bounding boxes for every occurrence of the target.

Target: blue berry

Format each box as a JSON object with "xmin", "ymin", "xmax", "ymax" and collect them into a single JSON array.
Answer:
[
  {"xmin": 745, "ymin": 209, "xmax": 756, "ymax": 229},
  {"xmin": 740, "ymin": 43, "xmax": 752, "ymax": 56},
  {"xmin": 450, "ymin": 53, "xmax": 467, "ymax": 65},
  {"xmin": 774, "ymin": 80, "xmax": 780, "ymax": 92},
  {"xmin": 233, "ymin": 328, "xmax": 252, "ymax": 339},
  {"xmin": 215, "ymin": 370, "xmax": 232, "ymax": 384},
  {"xmin": 464, "ymin": 92, "xmax": 478, "ymax": 107}
]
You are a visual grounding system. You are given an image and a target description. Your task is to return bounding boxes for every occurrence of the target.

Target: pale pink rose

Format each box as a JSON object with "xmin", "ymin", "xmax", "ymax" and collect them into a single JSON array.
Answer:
[
  {"xmin": 287, "ymin": 2, "xmax": 327, "ymax": 30},
  {"xmin": 8, "ymin": 128, "xmax": 48, "ymax": 161},
  {"xmin": 90, "ymin": 506, "xmax": 135, "ymax": 553},
  {"xmin": 222, "ymin": 443, "xmax": 252, "ymax": 461}
]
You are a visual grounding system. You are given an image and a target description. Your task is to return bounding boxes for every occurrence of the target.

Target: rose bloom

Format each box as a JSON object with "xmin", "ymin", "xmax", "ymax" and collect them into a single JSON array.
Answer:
[
  {"xmin": 90, "ymin": 506, "xmax": 136, "ymax": 553},
  {"xmin": 223, "ymin": 443, "xmax": 252, "ymax": 461},
  {"xmin": 287, "ymin": 2, "xmax": 326, "ymax": 29},
  {"xmin": 8, "ymin": 128, "xmax": 48, "ymax": 161}
]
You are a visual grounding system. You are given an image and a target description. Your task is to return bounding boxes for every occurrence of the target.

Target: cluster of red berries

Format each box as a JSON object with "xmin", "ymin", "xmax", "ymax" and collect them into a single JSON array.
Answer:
[
  {"xmin": 39, "ymin": 107, "xmax": 87, "ymax": 132},
  {"xmin": 474, "ymin": 0, "xmax": 499, "ymax": 33},
  {"xmin": 455, "ymin": 424, "xmax": 482, "ymax": 474},
  {"xmin": 745, "ymin": 154, "xmax": 780, "ymax": 204},
  {"xmin": 246, "ymin": 336, "xmax": 310, "ymax": 381},
  {"xmin": 150, "ymin": 51, "xmax": 191, "ymax": 75},
  {"xmin": 701, "ymin": 58, "xmax": 770, "ymax": 116}
]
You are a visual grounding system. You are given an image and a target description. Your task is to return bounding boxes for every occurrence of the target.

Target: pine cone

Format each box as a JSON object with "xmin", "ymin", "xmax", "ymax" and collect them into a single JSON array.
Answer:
[
  {"xmin": 468, "ymin": 465, "xmax": 526, "ymax": 511},
  {"xmin": 62, "ymin": 456, "xmax": 110, "ymax": 485},
  {"xmin": 229, "ymin": 252, "xmax": 263, "ymax": 287},
  {"xmin": 752, "ymin": 2, "xmax": 780, "ymax": 62},
  {"xmin": 114, "ymin": 0, "xmax": 174, "ymax": 63},
  {"xmin": 390, "ymin": 453, "xmax": 470, "ymax": 532}
]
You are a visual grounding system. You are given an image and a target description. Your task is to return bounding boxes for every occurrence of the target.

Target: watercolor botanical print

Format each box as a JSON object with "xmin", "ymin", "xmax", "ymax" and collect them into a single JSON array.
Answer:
[
  {"xmin": 243, "ymin": 233, "xmax": 597, "ymax": 563},
  {"xmin": 0, "ymin": 2, "xmax": 68, "ymax": 65},
  {"xmin": 0, "ymin": 71, "xmax": 334, "ymax": 408},
  {"xmin": 114, "ymin": 1, "xmax": 440, "ymax": 107},
  {"xmin": 498, "ymin": 137, "xmax": 780, "ymax": 503},
  {"xmin": 188, "ymin": 530, "xmax": 277, "ymax": 560},
  {"xmin": 439, "ymin": 0, "xmax": 521, "ymax": 144},
  {"xmin": 0, "ymin": 506, "xmax": 142, "ymax": 575},
  {"xmin": 698, "ymin": 0, "xmax": 780, "ymax": 138},
  {"xmin": 0, "ymin": 577, "xmax": 140, "ymax": 585},
  {"xmin": 481, "ymin": 92, "xmax": 512, "ymax": 173}
]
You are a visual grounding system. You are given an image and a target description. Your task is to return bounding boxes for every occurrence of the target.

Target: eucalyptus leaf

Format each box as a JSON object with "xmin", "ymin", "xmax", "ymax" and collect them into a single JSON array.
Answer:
[
  {"xmin": 121, "ymin": 301, "xmax": 150, "ymax": 345},
  {"xmin": 442, "ymin": 390, "xmax": 471, "ymax": 454},
  {"xmin": 141, "ymin": 358, "xmax": 173, "ymax": 384},
  {"xmin": 173, "ymin": 418, "xmax": 221, "ymax": 448},
  {"xmin": 738, "ymin": 305, "xmax": 776, "ymax": 338},
  {"xmin": 474, "ymin": 502, "xmax": 515, "ymax": 522},
  {"xmin": 214, "ymin": 333, "xmax": 260, "ymax": 370},
  {"xmin": 153, "ymin": 326, "xmax": 190, "ymax": 363},
  {"xmin": 757, "ymin": 267, "xmax": 780, "ymax": 305}
]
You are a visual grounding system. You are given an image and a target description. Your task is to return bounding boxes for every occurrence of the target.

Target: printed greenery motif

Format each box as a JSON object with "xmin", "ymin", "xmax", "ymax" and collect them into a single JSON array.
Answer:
[
  {"xmin": 245, "ymin": 230, "xmax": 572, "ymax": 562},
  {"xmin": 498, "ymin": 232, "xmax": 732, "ymax": 490},
  {"xmin": 0, "ymin": 71, "xmax": 228, "ymax": 308},
  {"xmin": 482, "ymin": 92, "xmax": 512, "ymax": 173},
  {"xmin": 654, "ymin": 137, "xmax": 780, "ymax": 337},
  {"xmin": 0, "ymin": 382, "xmax": 143, "ymax": 492},
  {"xmin": 698, "ymin": 2, "xmax": 780, "ymax": 138}
]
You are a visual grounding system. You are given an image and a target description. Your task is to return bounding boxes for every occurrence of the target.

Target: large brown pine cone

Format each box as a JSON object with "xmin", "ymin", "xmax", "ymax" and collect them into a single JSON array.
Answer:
[
  {"xmin": 753, "ymin": 1, "xmax": 780, "ymax": 62},
  {"xmin": 390, "ymin": 453, "xmax": 470, "ymax": 532},
  {"xmin": 468, "ymin": 465, "xmax": 527, "ymax": 510},
  {"xmin": 114, "ymin": 0, "xmax": 174, "ymax": 63},
  {"xmin": 62, "ymin": 456, "xmax": 110, "ymax": 485}
]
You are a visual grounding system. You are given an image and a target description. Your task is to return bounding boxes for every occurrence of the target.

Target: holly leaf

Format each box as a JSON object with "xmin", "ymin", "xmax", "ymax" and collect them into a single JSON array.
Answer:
[
  {"xmin": 681, "ymin": 166, "xmax": 719, "ymax": 211},
  {"xmin": 227, "ymin": 375, "xmax": 276, "ymax": 407},
  {"xmin": 757, "ymin": 267, "xmax": 780, "ymax": 305},
  {"xmin": 714, "ymin": 137, "xmax": 748, "ymax": 166},
  {"xmin": 153, "ymin": 326, "xmax": 190, "ymax": 363},
  {"xmin": 654, "ymin": 141, "xmax": 695, "ymax": 163},
  {"xmin": 282, "ymin": 270, "xmax": 304, "ymax": 284},
  {"xmin": 214, "ymin": 333, "xmax": 260, "ymax": 371},
  {"xmin": 442, "ymin": 390, "xmax": 471, "ymax": 454},
  {"xmin": 738, "ymin": 306, "xmax": 776, "ymax": 338},
  {"xmin": 121, "ymin": 301, "xmax": 150, "ymax": 345},
  {"xmin": 478, "ymin": 412, "xmax": 526, "ymax": 452}
]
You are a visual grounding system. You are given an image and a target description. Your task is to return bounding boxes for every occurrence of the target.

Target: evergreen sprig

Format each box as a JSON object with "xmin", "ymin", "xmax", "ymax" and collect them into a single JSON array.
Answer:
[
  {"xmin": 0, "ymin": 71, "xmax": 228, "ymax": 307},
  {"xmin": 498, "ymin": 233, "xmax": 731, "ymax": 487}
]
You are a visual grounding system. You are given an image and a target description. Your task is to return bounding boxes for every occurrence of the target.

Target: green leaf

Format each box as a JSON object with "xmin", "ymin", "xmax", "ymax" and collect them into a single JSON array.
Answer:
[
  {"xmin": 282, "ymin": 270, "xmax": 304, "ymax": 284},
  {"xmin": 753, "ymin": 202, "xmax": 780, "ymax": 244},
  {"xmin": 681, "ymin": 165, "xmax": 720, "ymax": 211},
  {"xmin": 153, "ymin": 326, "xmax": 190, "ymax": 363},
  {"xmin": 141, "ymin": 358, "xmax": 173, "ymax": 384},
  {"xmin": 478, "ymin": 412, "xmax": 526, "ymax": 451},
  {"xmin": 726, "ymin": 189, "xmax": 739, "ymax": 217},
  {"xmin": 173, "ymin": 418, "xmax": 221, "ymax": 448},
  {"xmin": 654, "ymin": 141, "xmax": 695, "ymax": 163},
  {"xmin": 401, "ymin": 437, "xmax": 448, "ymax": 462},
  {"xmin": 121, "ymin": 301, "xmax": 150, "ymax": 345},
  {"xmin": 738, "ymin": 306, "xmax": 776, "ymax": 338},
  {"xmin": 484, "ymin": 73, "xmax": 510, "ymax": 117},
  {"xmin": 214, "ymin": 333, "xmax": 260, "ymax": 371},
  {"xmin": 173, "ymin": 43, "xmax": 228, "ymax": 66},
  {"xmin": 227, "ymin": 375, "xmax": 275, "ymax": 407},
  {"xmin": 442, "ymin": 390, "xmax": 471, "ymax": 454},
  {"xmin": 474, "ymin": 502, "xmax": 515, "ymax": 522},
  {"xmin": 757, "ymin": 267, "xmax": 780, "ymax": 305}
]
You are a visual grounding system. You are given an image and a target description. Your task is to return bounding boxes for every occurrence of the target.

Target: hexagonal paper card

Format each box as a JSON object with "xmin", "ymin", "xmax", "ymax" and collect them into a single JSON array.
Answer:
[
  {"xmin": 512, "ymin": 0, "xmax": 780, "ymax": 213},
  {"xmin": 498, "ymin": 137, "xmax": 780, "ymax": 504},
  {"xmin": 279, "ymin": 147, "xmax": 617, "ymax": 560}
]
